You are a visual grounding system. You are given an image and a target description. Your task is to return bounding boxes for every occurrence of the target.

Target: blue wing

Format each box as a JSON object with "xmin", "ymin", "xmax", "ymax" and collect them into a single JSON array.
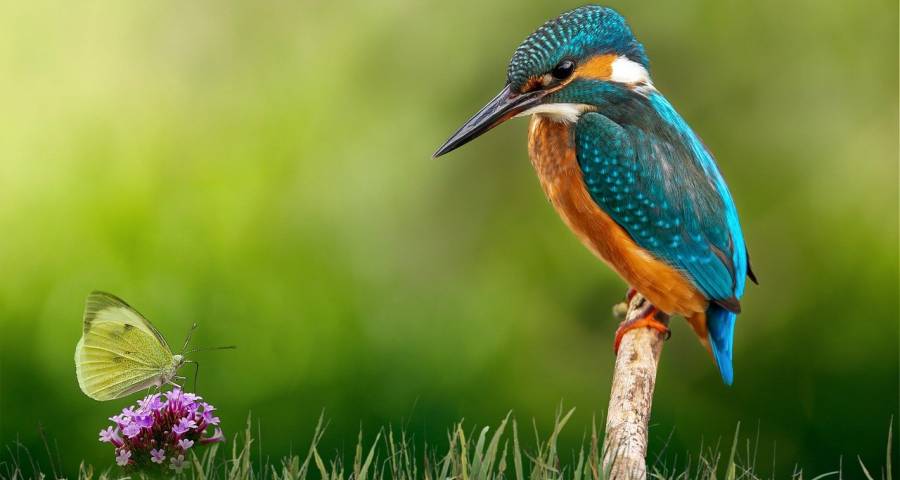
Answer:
[{"xmin": 574, "ymin": 93, "xmax": 748, "ymax": 307}]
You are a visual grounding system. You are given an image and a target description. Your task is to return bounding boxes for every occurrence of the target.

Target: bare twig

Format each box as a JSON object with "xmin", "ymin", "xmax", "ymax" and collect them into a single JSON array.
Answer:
[{"xmin": 602, "ymin": 293, "xmax": 670, "ymax": 480}]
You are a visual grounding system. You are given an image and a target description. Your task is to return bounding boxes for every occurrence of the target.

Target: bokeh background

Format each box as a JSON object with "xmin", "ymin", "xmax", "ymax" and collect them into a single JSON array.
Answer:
[{"xmin": 1, "ymin": 0, "xmax": 897, "ymax": 475}]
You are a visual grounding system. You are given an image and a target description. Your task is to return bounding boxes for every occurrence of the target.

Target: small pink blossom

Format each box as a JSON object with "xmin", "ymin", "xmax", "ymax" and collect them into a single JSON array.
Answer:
[
  {"xmin": 98, "ymin": 426, "xmax": 119, "ymax": 443},
  {"xmin": 172, "ymin": 417, "xmax": 197, "ymax": 436},
  {"xmin": 138, "ymin": 393, "xmax": 164, "ymax": 412},
  {"xmin": 115, "ymin": 449, "xmax": 131, "ymax": 466},
  {"xmin": 202, "ymin": 410, "xmax": 220, "ymax": 425},
  {"xmin": 150, "ymin": 449, "xmax": 166, "ymax": 464},
  {"xmin": 132, "ymin": 414, "xmax": 153, "ymax": 428},
  {"xmin": 182, "ymin": 392, "xmax": 200, "ymax": 403},
  {"xmin": 122, "ymin": 422, "xmax": 142, "ymax": 438}
]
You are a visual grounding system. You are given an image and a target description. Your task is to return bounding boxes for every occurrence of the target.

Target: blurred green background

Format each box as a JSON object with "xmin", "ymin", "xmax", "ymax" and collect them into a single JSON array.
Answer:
[{"xmin": 0, "ymin": 0, "xmax": 897, "ymax": 475}]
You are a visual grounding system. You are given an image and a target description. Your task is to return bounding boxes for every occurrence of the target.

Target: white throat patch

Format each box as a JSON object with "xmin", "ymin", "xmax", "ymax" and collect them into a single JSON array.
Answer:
[{"xmin": 515, "ymin": 103, "xmax": 593, "ymax": 123}]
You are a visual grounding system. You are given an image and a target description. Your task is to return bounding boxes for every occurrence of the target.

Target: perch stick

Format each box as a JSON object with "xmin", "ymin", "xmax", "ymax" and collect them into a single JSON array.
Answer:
[{"xmin": 601, "ymin": 293, "xmax": 670, "ymax": 480}]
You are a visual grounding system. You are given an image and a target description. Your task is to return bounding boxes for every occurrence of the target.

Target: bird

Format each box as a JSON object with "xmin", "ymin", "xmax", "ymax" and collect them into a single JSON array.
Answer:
[{"xmin": 433, "ymin": 5, "xmax": 756, "ymax": 384}]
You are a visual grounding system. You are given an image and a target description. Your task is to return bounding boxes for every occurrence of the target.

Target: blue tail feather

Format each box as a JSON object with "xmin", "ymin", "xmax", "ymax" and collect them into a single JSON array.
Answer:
[{"xmin": 706, "ymin": 304, "xmax": 736, "ymax": 385}]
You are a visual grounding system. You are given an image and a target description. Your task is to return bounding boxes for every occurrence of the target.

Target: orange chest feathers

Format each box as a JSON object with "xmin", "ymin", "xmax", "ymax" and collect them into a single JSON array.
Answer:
[{"xmin": 526, "ymin": 115, "xmax": 707, "ymax": 318}]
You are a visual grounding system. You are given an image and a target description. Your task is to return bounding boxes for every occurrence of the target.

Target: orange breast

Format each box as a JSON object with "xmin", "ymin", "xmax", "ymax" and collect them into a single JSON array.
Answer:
[{"xmin": 527, "ymin": 116, "xmax": 709, "ymax": 319}]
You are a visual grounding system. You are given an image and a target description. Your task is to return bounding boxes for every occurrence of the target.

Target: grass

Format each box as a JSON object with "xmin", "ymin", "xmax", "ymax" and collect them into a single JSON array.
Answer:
[{"xmin": 0, "ymin": 409, "xmax": 893, "ymax": 480}]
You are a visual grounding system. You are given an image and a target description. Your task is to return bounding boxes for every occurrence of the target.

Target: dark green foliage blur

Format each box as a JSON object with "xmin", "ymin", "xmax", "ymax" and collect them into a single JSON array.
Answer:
[{"xmin": 0, "ymin": 0, "xmax": 896, "ymax": 475}]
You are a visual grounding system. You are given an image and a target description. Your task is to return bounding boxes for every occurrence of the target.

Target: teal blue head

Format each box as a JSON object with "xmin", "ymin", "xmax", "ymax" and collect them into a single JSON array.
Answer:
[{"xmin": 435, "ymin": 6, "xmax": 651, "ymax": 157}]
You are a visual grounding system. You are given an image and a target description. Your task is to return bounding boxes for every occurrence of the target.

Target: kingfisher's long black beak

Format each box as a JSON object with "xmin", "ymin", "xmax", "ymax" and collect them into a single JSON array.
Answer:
[{"xmin": 433, "ymin": 84, "xmax": 545, "ymax": 157}]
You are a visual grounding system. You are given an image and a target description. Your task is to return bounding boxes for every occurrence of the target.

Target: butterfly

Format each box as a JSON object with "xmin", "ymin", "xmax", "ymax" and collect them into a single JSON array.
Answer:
[{"xmin": 74, "ymin": 291, "xmax": 231, "ymax": 401}]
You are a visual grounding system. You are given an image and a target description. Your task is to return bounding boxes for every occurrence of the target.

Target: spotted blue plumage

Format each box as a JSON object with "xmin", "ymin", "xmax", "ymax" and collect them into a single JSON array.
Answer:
[
  {"xmin": 570, "ymin": 83, "xmax": 749, "ymax": 384},
  {"xmin": 508, "ymin": 6, "xmax": 648, "ymax": 92},
  {"xmin": 575, "ymin": 109, "xmax": 743, "ymax": 300}
]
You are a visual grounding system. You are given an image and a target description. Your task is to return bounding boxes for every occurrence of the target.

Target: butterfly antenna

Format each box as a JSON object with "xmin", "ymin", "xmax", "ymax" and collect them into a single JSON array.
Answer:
[
  {"xmin": 184, "ymin": 345, "xmax": 237, "ymax": 355},
  {"xmin": 181, "ymin": 322, "xmax": 199, "ymax": 354}
]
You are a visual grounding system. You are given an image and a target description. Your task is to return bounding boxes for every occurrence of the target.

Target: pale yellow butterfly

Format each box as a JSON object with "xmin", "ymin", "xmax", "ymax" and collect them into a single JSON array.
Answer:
[{"xmin": 74, "ymin": 291, "xmax": 231, "ymax": 401}]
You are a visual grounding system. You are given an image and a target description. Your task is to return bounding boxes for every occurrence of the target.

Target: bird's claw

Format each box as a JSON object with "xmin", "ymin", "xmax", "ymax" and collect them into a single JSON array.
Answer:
[{"xmin": 613, "ymin": 306, "xmax": 670, "ymax": 355}]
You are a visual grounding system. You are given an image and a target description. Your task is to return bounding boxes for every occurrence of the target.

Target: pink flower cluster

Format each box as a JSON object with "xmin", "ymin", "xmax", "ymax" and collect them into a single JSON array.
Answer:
[{"xmin": 99, "ymin": 388, "xmax": 224, "ymax": 472}]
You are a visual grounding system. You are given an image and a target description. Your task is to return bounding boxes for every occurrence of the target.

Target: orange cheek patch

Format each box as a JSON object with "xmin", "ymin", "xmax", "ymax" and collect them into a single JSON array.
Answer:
[
  {"xmin": 520, "ymin": 76, "xmax": 543, "ymax": 93},
  {"xmin": 574, "ymin": 53, "xmax": 616, "ymax": 81}
]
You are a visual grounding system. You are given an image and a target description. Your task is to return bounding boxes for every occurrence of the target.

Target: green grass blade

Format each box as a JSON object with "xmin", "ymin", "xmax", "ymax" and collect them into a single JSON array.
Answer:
[
  {"xmin": 471, "ymin": 425, "xmax": 490, "ymax": 480},
  {"xmin": 358, "ymin": 431, "xmax": 382, "ymax": 480},
  {"xmin": 725, "ymin": 422, "xmax": 740, "ymax": 480},
  {"xmin": 857, "ymin": 456, "xmax": 876, "ymax": 480},
  {"xmin": 887, "ymin": 417, "xmax": 894, "ymax": 480}
]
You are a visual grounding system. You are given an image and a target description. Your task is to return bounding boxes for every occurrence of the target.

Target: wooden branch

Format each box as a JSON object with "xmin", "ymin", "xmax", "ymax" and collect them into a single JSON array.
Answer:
[{"xmin": 601, "ymin": 293, "xmax": 670, "ymax": 480}]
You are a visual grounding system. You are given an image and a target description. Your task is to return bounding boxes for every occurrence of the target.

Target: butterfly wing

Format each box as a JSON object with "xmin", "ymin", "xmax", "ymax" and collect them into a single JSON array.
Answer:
[{"xmin": 74, "ymin": 292, "xmax": 175, "ymax": 401}]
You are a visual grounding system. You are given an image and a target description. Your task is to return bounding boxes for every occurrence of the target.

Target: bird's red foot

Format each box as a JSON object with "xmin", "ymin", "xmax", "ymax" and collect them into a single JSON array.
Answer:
[{"xmin": 613, "ymin": 306, "xmax": 670, "ymax": 355}]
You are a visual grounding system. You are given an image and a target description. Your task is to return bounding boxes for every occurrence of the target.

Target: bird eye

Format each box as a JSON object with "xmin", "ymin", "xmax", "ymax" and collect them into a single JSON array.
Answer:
[{"xmin": 551, "ymin": 60, "xmax": 576, "ymax": 80}]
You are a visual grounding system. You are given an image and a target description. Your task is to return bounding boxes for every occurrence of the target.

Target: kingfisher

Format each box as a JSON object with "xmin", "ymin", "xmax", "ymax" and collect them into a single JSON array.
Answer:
[{"xmin": 434, "ymin": 5, "xmax": 756, "ymax": 384}]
